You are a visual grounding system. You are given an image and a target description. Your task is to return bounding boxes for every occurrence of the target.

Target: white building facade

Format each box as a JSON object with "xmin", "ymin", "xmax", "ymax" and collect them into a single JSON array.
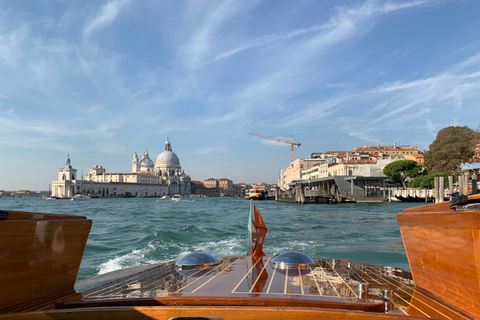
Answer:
[{"xmin": 51, "ymin": 139, "xmax": 191, "ymax": 198}]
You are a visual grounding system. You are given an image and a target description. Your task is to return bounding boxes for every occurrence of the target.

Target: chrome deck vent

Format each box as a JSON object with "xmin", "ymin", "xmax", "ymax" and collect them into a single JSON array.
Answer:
[
  {"xmin": 270, "ymin": 250, "xmax": 315, "ymax": 269},
  {"xmin": 175, "ymin": 251, "xmax": 222, "ymax": 269}
]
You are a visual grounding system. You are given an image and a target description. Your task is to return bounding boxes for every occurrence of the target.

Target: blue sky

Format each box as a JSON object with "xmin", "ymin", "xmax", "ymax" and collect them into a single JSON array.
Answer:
[{"xmin": 1, "ymin": 0, "xmax": 479, "ymax": 190}]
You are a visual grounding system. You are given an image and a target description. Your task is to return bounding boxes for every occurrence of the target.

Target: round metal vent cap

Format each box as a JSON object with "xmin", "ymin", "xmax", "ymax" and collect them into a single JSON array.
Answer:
[
  {"xmin": 175, "ymin": 251, "xmax": 222, "ymax": 269},
  {"xmin": 271, "ymin": 250, "xmax": 315, "ymax": 269}
]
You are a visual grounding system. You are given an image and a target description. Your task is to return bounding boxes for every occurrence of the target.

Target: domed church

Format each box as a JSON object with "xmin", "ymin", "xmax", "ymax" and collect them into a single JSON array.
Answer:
[{"xmin": 132, "ymin": 139, "xmax": 191, "ymax": 195}]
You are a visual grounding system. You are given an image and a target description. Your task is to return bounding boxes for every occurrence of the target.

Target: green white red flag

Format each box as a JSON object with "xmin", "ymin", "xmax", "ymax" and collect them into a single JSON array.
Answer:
[{"xmin": 246, "ymin": 199, "xmax": 268, "ymax": 257}]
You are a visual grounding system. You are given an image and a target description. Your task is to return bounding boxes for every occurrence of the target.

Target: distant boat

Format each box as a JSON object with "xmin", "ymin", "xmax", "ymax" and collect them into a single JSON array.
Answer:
[
  {"xmin": 70, "ymin": 195, "xmax": 92, "ymax": 201},
  {"xmin": 46, "ymin": 196, "xmax": 69, "ymax": 200},
  {"xmin": 172, "ymin": 194, "xmax": 182, "ymax": 201},
  {"xmin": 245, "ymin": 189, "xmax": 265, "ymax": 200}
]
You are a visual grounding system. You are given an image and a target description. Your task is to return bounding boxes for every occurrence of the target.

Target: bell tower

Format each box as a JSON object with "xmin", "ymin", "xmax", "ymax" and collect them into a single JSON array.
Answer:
[
  {"xmin": 132, "ymin": 152, "xmax": 139, "ymax": 173},
  {"xmin": 54, "ymin": 155, "xmax": 78, "ymax": 198}
]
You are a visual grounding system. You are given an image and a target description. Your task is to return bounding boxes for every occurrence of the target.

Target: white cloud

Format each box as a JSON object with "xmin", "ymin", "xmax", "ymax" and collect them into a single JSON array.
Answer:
[
  {"xmin": 82, "ymin": 0, "xmax": 131, "ymax": 42},
  {"xmin": 194, "ymin": 146, "xmax": 229, "ymax": 155}
]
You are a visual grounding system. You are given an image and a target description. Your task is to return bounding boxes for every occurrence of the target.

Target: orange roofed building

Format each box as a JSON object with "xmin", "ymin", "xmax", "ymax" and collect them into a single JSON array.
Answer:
[{"xmin": 354, "ymin": 143, "xmax": 420, "ymax": 157}]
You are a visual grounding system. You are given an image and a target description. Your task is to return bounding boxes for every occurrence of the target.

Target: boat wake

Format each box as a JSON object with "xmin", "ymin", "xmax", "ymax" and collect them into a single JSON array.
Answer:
[{"xmin": 97, "ymin": 236, "xmax": 244, "ymax": 276}]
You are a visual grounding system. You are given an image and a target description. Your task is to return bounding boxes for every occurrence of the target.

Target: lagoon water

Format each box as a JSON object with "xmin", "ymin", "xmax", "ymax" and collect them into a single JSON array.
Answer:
[{"xmin": 2, "ymin": 197, "xmax": 422, "ymax": 280}]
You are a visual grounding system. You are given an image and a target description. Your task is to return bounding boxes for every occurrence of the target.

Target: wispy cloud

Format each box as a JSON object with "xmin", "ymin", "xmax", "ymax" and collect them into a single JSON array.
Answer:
[
  {"xmin": 208, "ymin": 0, "xmax": 432, "ymax": 65},
  {"xmin": 82, "ymin": 0, "xmax": 130, "ymax": 42},
  {"xmin": 196, "ymin": 0, "xmax": 436, "ymax": 129},
  {"xmin": 194, "ymin": 146, "xmax": 229, "ymax": 155},
  {"xmin": 208, "ymin": 24, "xmax": 330, "ymax": 64},
  {"xmin": 182, "ymin": 1, "xmax": 242, "ymax": 70}
]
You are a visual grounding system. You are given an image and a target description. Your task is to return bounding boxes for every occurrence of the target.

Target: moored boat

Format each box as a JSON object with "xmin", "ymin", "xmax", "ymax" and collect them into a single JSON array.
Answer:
[
  {"xmin": 46, "ymin": 196, "xmax": 70, "ymax": 200},
  {"xmin": 70, "ymin": 194, "xmax": 92, "ymax": 201},
  {"xmin": 1, "ymin": 196, "xmax": 480, "ymax": 319}
]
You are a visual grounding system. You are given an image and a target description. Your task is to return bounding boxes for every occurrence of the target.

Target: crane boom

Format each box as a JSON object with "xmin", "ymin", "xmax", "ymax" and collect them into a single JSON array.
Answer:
[{"xmin": 249, "ymin": 132, "xmax": 301, "ymax": 163}]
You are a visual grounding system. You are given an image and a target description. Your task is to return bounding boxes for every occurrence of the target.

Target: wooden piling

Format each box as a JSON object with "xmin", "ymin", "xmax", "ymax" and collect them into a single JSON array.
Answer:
[
  {"xmin": 448, "ymin": 176, "xmax": 453, "ymax": 196},
  {"xmin": 473, "ymin": 175, "xmax": 478, "ymax": 194},
  {"xmin": 439, "ymin": 176, "xmax": 445, "ymax": 202}
]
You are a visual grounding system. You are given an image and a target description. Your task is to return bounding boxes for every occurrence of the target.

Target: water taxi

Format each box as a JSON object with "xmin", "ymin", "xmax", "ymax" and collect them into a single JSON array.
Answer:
[
  {"xmin": 245, "ymin": 188, "xmax": 266, "ymax": 200},
  {"xmin": 1, "ymin": 195, "xmax": 480, "ymax": 319},
  {"xmin": 172, "ymin": 194, "xmax": 182, "ymax": 201}
]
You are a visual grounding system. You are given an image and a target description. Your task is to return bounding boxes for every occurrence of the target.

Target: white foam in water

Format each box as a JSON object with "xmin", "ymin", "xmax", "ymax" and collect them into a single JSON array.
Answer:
[
  {"xmin": 97, "ymin": 240, "xmax": 166, "ymax": 275},
  {"xmin": 98, "ymin": 249, "xmax": 145, "ymax": 275},
  {"xmin": 97, "ymin": 240, "xmax": 192, "ymax": 275},
  {"xmin": 193, "ymin": 237, "xmax": 243, "ymax": 257}
]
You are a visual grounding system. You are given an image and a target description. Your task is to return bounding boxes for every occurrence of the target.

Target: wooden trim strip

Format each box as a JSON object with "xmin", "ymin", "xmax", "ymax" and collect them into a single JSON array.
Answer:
[
  {"xmin": 325, "ymin": 260, "xmax": 357, "ymax": 297},
  {"xmin": 298, "ymin": 266, "xmax": 304, "ymax": 295},
  {"xmin": 309, "ymin": 266, "xmax": 323, "ymax": 296},
  {"xmin": 266, "ymin": 264, "xmax": 277, "ymax": 294},
  {"xmin": 321, "ymin": 262, "xmax": 342, "ymax": 297},
  {"xmin": 193, "ymin": 258, "xmax": 240, "ymax": 293},
  {"xmin": 248, "ymin": 258, "xmax": 271, "ymax": 294},
  {"xmin": 231, "ymin": 257, "xmax": 261, "ymax": 293},
  {"xmin": 57, "ymin": 296, "xmax": 386, "ymax": 312},
  {"xmin": 174, "ymin": 264, "xmax": 221, "ymax": 293}
]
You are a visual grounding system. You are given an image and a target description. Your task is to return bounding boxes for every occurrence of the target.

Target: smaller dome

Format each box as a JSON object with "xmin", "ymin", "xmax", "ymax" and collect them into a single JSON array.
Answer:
[
  {"xmin": 140, "ymin": 151, "xmax": 154, "ymax": 168},
  {"xmin": 140, "ymin": 158, "xmax": 154, "ymax": 168}
]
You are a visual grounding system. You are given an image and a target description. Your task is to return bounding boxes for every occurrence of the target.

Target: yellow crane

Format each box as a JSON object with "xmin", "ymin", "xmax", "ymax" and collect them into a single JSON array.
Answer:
[{"xmin": 249, "ymin": 132, "xmax": 301, "ymax": 163}]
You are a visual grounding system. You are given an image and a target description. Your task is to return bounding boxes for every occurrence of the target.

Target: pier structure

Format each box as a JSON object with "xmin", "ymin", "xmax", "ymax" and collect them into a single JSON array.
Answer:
[{"xmin": 287, "ymin": 175, "xmax": 389, "ymax": 204}]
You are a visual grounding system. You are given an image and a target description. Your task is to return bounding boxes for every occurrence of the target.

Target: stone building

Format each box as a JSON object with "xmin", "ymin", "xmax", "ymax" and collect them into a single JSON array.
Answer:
[{"xmin": 51, "ymin": 139, "xmax": 191, "ymax": 198}]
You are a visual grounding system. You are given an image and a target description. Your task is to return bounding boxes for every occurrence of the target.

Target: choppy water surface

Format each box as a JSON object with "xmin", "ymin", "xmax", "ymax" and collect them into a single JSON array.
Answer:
[{"xmin": 2, "ymin": 197, "xmax": 422, "ymax": 280}]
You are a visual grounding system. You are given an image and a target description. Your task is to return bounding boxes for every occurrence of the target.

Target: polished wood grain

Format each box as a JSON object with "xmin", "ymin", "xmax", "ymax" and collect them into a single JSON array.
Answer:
[
  {"xmin": 0, "ymin": 305, "xmax": 435, "ymax": 320},
  {"xmin": 0, "ymin": 210, "xmax": 91, "ymax": 312},
  {"xmin": 398, "ymin": 197, "xmax": 480, "ymax": 319}
]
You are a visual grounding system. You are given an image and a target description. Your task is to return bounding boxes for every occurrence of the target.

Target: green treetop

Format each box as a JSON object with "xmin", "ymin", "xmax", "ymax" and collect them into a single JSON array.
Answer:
[
  {"xmin": 424, "ymin": 126, "xmax": 477, "ymax": 176},
  {"xmin": 383, "ymin": 160, "xmax": 424, "ymax": 190}
]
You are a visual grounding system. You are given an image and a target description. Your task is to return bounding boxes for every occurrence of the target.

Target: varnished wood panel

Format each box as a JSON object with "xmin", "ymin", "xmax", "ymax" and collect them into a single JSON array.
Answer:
[
  {"xmin": 398, "ymin": 206, "xmax": 480, "ymax": 319},
  {"xmin": 0, "ymin": 211, "xmax": 91, "ymax": 311},
  {"xmin": 0, "ymin": 305, "xmax": 433, "ymax": 320}
]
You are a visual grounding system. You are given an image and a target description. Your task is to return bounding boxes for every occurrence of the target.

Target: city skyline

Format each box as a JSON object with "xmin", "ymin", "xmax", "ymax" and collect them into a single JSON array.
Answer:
[{"xmin": 1, "ymin": 0, "xmax": 480, "ymax": 190}]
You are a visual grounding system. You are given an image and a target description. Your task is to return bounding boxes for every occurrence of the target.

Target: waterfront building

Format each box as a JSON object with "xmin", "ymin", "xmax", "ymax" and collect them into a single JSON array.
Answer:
[
  {"xmin": 404, "ymin": 153, "xmax": 424, "ymax": 165},
  {"xmin": 281, "ymin": 146, "xmax": 406, "ymax": 190},
  {"xmin": 279, "ymin": 158, "xmax": 324, "ymax": 190},
  {"xmin": 199, "ymin": 178, "xmax": 234, "ymax": 196},
  {"xmin": 354, "ymin": 143, "xmax": 420, "ymax": 157},
  {"xmin": 51, "ymin": 139, "xmax": 191, "ymax": 198}
]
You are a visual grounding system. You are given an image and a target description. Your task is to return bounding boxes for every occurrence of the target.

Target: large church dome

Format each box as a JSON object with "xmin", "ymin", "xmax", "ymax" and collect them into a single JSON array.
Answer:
[{"xmin": 156, "ymin": 139, "xmax": 180, "ymax": 166}]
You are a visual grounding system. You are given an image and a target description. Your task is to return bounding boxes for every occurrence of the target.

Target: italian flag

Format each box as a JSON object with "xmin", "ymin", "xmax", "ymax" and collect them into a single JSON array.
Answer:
[{"xmin": 246, "ymin": 199, "xmax": 268, "ymax": 257}]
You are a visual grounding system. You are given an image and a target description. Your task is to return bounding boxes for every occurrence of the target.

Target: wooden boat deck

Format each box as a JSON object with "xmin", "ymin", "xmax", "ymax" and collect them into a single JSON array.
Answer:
[{"xmin": 40, "ymin": 256, "xmax": 468, "ymax": 319}]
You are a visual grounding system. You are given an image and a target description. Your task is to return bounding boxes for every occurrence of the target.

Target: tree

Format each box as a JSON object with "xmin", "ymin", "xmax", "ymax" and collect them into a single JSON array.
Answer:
[
  {"xmin": 424, "ymin": 126, "xmax": 476, "ymax": 176},
  {"xmin": 408, "ymin": 173, "xmax": 448, "ymax": 189},
  {"xmin": 383, "ymin": 160, "xmax": 424, "ymax": 190}
]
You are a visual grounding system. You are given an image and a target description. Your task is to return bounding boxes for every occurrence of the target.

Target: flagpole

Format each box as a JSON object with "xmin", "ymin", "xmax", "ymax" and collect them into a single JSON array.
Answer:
[{"xmin": 246, "ymin": 199, "xmax": 255, "ymax": 256}]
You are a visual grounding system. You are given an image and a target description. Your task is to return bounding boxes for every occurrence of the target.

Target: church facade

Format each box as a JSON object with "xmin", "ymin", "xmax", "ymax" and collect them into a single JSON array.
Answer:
[{"xmin": 51, "ymin": 139, "xmax": 191, "ymax": 198}]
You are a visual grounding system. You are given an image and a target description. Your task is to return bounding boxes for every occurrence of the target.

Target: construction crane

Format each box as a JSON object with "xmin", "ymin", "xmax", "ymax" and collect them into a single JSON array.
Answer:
[{"xmin": 249, "ymin": 132, "xmax": 301, "ymax": 163}]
